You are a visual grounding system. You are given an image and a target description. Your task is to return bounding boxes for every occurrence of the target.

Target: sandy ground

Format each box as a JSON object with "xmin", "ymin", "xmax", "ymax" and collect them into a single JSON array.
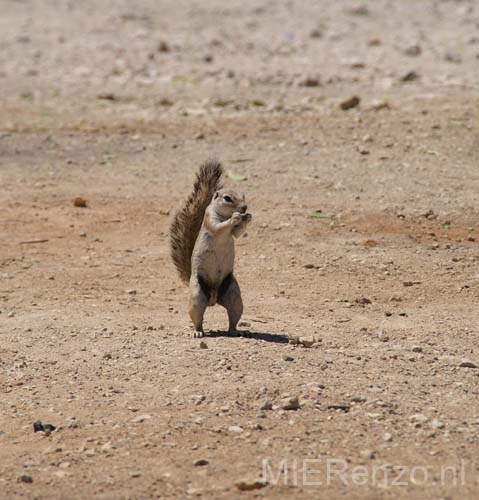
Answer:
[{"xmin": 1, "ymin": 1, "xmax": 479, "ymax": 499}]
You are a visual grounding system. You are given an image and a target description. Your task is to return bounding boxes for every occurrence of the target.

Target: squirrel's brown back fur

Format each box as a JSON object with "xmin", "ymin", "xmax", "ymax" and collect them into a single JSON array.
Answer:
[{"xmin": 170, "ymin": 160, "xmax": 224, "ymax": 283}]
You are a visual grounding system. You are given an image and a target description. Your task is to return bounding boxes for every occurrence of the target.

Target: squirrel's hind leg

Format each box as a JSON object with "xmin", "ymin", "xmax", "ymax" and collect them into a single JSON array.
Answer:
[
  {"xmin": 218, "ymin": 273, "xmax": 243, "ymax": 334},
  {"xmin": 189, "ymin": 278, "xmax": 208, "ymax": 338}
]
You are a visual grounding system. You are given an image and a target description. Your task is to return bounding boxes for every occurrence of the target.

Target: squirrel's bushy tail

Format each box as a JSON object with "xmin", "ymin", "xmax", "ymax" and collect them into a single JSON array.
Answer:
[{"xmin": 170, "ymin": 160, "xmax": 223, "ymax": 283}]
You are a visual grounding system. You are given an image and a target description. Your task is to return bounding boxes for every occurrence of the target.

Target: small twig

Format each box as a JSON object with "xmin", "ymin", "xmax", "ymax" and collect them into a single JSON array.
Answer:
[
  {"xmin": 327, "ymin": 404, "xmax": 351, "ymax": 412},
  {"xmin": 19, "ymin": 239, "xmax": 49, "ymax": 245},
  {"xmin": 250, "ymin": 317, "xmax": 274, "ymax": 324},
  {"xmin": 229, "ymin": 158, "xmax": 255, "ymax": 163}
]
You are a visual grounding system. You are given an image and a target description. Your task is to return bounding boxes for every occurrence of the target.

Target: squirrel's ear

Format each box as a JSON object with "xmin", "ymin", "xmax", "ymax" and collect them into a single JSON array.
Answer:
[{"xmin": 213, "ymin": 191, "xmax": 219, "ymax": 199}]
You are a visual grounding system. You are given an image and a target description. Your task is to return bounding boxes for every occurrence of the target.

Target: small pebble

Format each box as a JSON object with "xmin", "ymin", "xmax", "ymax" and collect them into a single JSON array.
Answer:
[
  {"xmin": 400, "ymin": 71, "xmax": 419, "ymax": 82},
  {"xmin": 430, "ymin": 419, "xmax": 445, "ymax": 429},
  {"xmin": 235, "ymin": 479, "xmax": 268, "ymax": 491},
  {"xmin": 340, "ymin": 96, "xmax": 360, "ymax": 110},
  {"xmin": 459, "ymin": 359, "xmax": 477, "ymax": 368},
  {"xmin": 157, "ymin": 41, "xmax": 170, "ymax": 52},
  {"xmin": 299, "ymin": 337, "xmax": 315, "ymax": 348},
  {"xmin": 228, "ymin": 425, "xmax": 244, "ymax": 433},
  {"xmin": 259, "ymin": 401, "xmax": 273, "ymax": 411},
  {"xmin": 298, "ymin": 76, "xmax": 320, "ymax": 87},
  {"xmin": 404, "ymin": 45, "xmax": 421, "ymax": 57},
  {"xmin": 194, "ymin": 459, "xmax": 209, "ymax": 466},
  {"xmin": 131, "ymin": 414, "xmax": 151, "ymax": 423},
  {"xmin": 409, "ymin": 413, "xmax": 428, "ymax": 424},
  {"xmin": 279, "ymin": 396, "xmax": 300, "ymax": 410},
  {"xmin": 73, "ymin": 197, "xmax": 88, "ymax": 208}
]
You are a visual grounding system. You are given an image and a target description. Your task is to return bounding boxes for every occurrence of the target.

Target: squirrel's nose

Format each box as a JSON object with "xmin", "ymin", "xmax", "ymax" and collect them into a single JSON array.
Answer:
[{"xmin": 240, "ymin": 205, "xmax": 247, "ymax": 213}]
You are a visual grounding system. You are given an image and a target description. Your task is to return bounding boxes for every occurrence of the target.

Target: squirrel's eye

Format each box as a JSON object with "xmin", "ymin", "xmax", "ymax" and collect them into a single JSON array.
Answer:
[{"xmin": 223, "ymin": 196, "xmax": 233, "ymax": 203}]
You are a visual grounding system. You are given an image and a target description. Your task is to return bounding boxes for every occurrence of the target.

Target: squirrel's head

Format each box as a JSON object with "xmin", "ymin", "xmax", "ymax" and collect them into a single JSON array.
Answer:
[{"xmin": 211, "ymin": 188, "xmax": 247, "ymax": 219}]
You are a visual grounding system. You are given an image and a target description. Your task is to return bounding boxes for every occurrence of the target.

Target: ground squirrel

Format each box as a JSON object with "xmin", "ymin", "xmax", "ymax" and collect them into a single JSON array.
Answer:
[{"xmin": 170, "ymin": 160, "xmax": 252, "ymax": 337}]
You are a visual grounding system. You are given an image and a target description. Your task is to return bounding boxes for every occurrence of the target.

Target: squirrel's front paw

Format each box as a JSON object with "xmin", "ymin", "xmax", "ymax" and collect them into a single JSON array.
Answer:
[
  {"xmin": 242, "ymin": 213, "xmax": 252, "ymax": 223},
  {"xmin": 230, "ymin": 212, "xmax": 243, "ymax": 226}
]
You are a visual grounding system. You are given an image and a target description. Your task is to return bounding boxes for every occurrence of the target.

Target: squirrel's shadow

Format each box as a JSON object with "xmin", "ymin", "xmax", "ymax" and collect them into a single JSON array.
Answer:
[{"xmin": 207, "ymin": 330, "xmax": 289, "ymax": 344}]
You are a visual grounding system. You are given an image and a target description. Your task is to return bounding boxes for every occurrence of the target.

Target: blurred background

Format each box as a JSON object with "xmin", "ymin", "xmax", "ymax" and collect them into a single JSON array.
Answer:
[{"xmin": 1, "ymin": 0, "xmax": 478, "ymax": 128}]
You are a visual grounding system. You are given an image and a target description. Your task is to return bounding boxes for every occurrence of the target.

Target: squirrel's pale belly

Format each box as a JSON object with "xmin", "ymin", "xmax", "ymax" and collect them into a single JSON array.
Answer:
[{"xmin": 192, "ymin": 230, "xmax": 235, "ymax": 286}]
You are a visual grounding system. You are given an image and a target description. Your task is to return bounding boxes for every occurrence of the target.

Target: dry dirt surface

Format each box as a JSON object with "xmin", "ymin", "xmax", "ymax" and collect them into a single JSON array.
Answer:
[{"xmin": 1, "ymin": 1, "xmax": 479, "ymax": 499}]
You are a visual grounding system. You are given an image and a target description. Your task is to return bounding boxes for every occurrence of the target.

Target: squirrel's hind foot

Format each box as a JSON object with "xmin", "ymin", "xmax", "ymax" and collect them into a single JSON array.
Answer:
[{"xmin": 192, "ymin": 330, "xmax": 204, "ymax": 338}]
